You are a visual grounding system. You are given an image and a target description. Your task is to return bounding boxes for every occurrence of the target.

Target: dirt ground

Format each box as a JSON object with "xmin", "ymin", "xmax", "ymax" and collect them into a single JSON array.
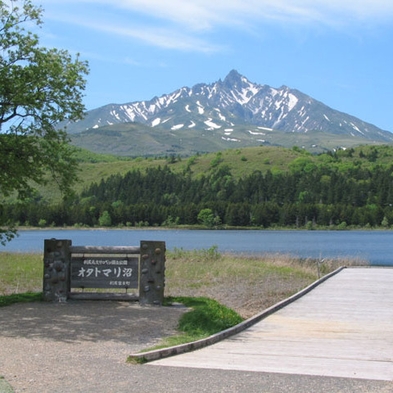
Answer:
[
  {"xmin": 0, "ymin": 273, "xmax": 315, "ymax": 392},
  {"xmin": 166, "ymin": 274, "xmax": 314, "ymax": 319},
  {"xmin": 0, "ymin": 300, "xmax": 187, "ymax": 392}
]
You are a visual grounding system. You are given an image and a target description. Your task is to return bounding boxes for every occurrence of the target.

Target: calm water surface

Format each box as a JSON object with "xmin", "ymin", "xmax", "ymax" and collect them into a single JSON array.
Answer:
[{"xmin": 2, "ymin": 229, "xmax": 392, "ymax": 266}]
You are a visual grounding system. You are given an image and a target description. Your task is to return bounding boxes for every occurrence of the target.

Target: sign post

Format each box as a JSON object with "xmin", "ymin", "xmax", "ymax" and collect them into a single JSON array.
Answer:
[
  {"xmin": 43, "ymin": 239, "xmax": 72, "ymax": 302},
  {"xmin": 139, "ymin": 240, "xmax": 166, "ymax": 306},
  {"xmin": 43, "ymin": 239, "xmax": 165, "ymax": 305}
]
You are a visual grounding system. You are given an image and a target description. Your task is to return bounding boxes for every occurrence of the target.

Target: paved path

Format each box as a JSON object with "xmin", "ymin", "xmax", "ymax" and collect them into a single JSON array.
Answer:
[{"xmin": 151, "ymin": 268, "xmax": 393, "ymax": 382}]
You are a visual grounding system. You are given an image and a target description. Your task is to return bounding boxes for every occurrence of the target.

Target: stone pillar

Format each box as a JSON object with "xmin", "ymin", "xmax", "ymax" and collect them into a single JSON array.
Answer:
[
  {"xmin": 139, "ymin": 240, "xmax": 166, "ymax": 305},
  {"xmin": 43, "ymin": 239, "xmax": 72, "ymax": 302}
]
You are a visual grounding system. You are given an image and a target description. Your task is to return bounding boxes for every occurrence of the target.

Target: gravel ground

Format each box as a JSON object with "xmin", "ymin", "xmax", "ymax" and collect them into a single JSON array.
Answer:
[
  {"xmin": 0, "ymin": 300, "xmax": 187, "ymax": 393},
  {"xmin": 1, "ymin": 299, "xmax": 391, "ymax": 393},
  {"xmin": 0, "ymin": 255, "xmax": 317, "ymax": 392}
]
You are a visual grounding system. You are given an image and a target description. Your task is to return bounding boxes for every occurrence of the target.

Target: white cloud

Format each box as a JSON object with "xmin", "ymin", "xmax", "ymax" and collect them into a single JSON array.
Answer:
[
  {"xmin": 44, "ymin": 10, "xmax": 222, "ymax": 53},
  {"xmin": 40, "ymin": 0, "xmax": 393, "ymax": 52},
  {"xmin": 71, "ymin": 0, "xmax": 393, "ymax": 27}
]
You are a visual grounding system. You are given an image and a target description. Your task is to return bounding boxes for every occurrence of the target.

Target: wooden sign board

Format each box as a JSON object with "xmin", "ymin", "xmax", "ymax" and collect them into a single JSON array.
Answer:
[{"xmin": 71, "ymin": 256, "xmax": 139, "ymax": 289}]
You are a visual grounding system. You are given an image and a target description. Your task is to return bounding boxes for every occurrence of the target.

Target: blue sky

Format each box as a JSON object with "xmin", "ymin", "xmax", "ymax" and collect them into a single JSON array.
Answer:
[{"xmin": 37, "ymin": 0, "xmax": 393, "ymax": 132}]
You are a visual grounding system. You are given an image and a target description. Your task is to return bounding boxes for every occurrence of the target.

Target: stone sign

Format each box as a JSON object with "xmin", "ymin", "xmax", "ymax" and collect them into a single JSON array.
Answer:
[{"xmin": 43, "ymin": 239, "xmax": 165, "ymax": 305}]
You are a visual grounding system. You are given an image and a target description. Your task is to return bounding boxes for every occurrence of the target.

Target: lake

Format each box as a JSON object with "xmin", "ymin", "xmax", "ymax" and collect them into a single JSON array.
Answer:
[{"xmin": 2, "ymin": 229, "xmax": 392, "ymax": 266}]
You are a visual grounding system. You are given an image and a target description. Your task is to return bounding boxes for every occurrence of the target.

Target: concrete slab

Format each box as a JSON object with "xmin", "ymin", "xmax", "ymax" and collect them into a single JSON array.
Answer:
[{"xmin": 151, "ymin": 268, "xmax": 393, "ymax": 381}]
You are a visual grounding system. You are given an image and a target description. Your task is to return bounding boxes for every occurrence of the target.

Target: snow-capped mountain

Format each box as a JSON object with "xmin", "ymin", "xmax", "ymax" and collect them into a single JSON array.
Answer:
[{"xmin": 66, "ymin": 70, "xmax": 393, "ymax": 150}]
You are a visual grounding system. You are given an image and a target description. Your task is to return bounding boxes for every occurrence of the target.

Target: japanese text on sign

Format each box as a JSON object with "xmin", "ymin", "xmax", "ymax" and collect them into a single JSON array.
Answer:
[
  {"xmin": 71, "ymin": 256, "xmax": 139, "ymax": 289},
  {"xmin": 77, "ymin": 266, "xmax": 133, "ymax": 278}
]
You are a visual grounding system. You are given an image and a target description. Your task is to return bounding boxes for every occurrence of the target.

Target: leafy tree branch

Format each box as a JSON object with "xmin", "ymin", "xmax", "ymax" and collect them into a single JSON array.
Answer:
[{"xmin": 0, "ymin": 0, "xmax": 89, "ymax": 243}]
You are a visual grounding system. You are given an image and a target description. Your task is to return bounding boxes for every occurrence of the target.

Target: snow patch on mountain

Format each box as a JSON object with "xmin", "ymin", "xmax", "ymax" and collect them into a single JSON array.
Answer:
[
  {"xmin": 205, "ymin": 119, "xmax": 221, "ymax": 130},
  {"xmin": 222, "ymin": 136, "xmax": 240, "ymax": 142},
  {"xmin": 248, "ymin": 130, "xmax": 266, "ymax": 136},
  {"xmin": 151, "ymin": 118, "xmax": 161, "ymax": 127},
  {"xmin": 197, "ymin": 101, "xmax": 204, "ymax": 114},
  {"xmin": 287, "ymin": 93, "xmax": 298, "ymax": 111},
  {"xmin": 351, "ymin": 122, "xmax": 364, "ymax": 135}
]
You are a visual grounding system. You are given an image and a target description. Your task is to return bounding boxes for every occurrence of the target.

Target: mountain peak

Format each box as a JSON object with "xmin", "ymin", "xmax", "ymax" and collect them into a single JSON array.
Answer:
[
  {"xmin": 65, "ymin": 71, "xmax": 393, "ymax": 151},
  {"xmin": 223, "ymin": 69, "xmax": 245, "ymax": 86},
  {"xmin": 225, "ymin": 69, "xmax": 242, "ymax": 79}
]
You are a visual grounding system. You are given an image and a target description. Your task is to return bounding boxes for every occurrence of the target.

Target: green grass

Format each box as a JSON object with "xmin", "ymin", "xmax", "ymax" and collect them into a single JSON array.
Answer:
[
  {"xmin": 170, "ymin": 296, "xmax": 243, "ymax": 337},
  {"xmin": 0, "ymin": 292, "xmax": 42, "ymax": 307},
  {"xmin": 141, "ymin": 296, "xmax": 244, "ymax": 353},
  {"xmin": 165, "ymin": 246, "xmax": 318, "ymax": 292},
  {"xmin": 0, "ymin": 248, "xmax": 363, "ymax": 305},
  {"xmin": 0, "ymin": 252, "xmax": 43, "ymax": 296},
  {"xmin": 73, "ymin": 146, "xmax": 133, "ymax": 163},
  {"xmin": 164, "ymin": 247, "xmax": 365, "ymax": 319},
  {"xmin": 36, "ymin": 144, "xmax": 393, "ymax": 203},
  {"xmin": 0, "ymin": 375, "xmax": 14, "ymax": 393}
]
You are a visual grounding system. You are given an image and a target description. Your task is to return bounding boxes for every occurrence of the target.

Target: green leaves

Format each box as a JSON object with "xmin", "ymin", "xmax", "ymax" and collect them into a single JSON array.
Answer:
[
  {"xmin": 0, "ymin": 0, "xmax": 88, "ymax": 132},
  {"xmin": 0, "ymin": 1, "xmax": 88, "ymax": 244},
  {"xmin": 197, "ymin": 208, "xmax": 215, "ymax": 227}
]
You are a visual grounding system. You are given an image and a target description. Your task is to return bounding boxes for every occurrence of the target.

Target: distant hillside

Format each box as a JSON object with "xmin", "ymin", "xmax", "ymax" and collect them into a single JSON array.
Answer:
[
  {"xmin": 39, "ymin": 144, "xmax": 393, "ymax": 203},
  {"xmin": 11, "ymin": 144, "xmax": 393, "ymax": 230},
  {"xmin": 65, "ymin": 70, "xmax": 393, "ymax": 156}
]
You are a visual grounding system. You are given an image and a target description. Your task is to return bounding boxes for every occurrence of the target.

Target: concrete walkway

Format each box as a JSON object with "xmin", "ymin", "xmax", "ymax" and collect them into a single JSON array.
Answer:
[{"xmin": 151, "ymin": 268, "xmax": 393, "ymax": 382}]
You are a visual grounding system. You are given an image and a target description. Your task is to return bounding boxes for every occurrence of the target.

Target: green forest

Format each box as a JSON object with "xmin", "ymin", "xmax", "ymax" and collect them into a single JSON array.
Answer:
[{"xmin": 3, "ymin": 144, "xmax": 393, "ymax": 230}]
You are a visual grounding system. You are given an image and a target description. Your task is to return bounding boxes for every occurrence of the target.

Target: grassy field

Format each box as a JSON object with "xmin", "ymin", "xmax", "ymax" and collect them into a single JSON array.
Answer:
[
  {"xmin": 0, "ymin": 253, "xmax": 43, "ymax": 296},
  {"xmin": 0, "ymin": 249, "xmax": 366, "ymax": 350},
  {"xmin": 40, "ymin": 146, "xmax": 303, "ymax": 200},
  {"xmin": 164, "ymin": 248, "xmax": 366, "ymax": 318},
  {"xmin": 37, "ymin": 144, "xmax": 393, "ymax": 203},
  {"xmin": 0, "ymin": 248, "xmax": 365, "ymax": 318}
]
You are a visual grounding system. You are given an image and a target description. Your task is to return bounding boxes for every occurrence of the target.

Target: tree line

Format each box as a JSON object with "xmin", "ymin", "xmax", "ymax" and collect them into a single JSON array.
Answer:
[{"xmin": 4, "ymin": 161, "xmax": 393, "ymax": 229}]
